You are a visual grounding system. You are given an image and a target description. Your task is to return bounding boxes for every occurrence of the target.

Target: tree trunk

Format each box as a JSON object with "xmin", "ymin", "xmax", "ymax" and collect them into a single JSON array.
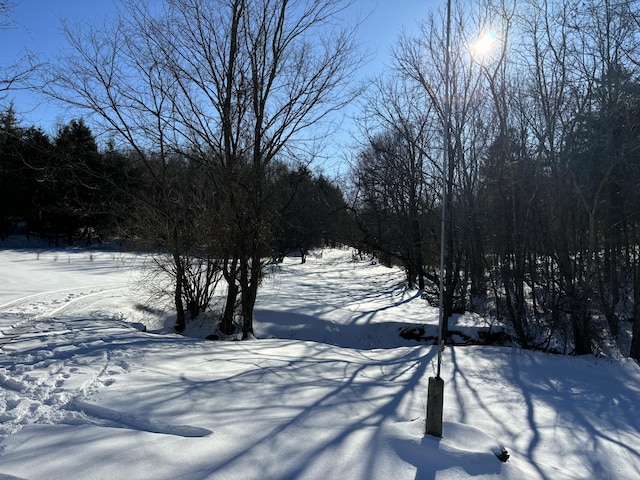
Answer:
[
  {"xmin": 409, "ymin": 211, "xmax": 425, "ymax": 290},
  {"xmin": 173, "ymin": 249, "xmax": 186, "ymax": 333},
  {"xmin": 571, "ymin": 292, "xmax": 591, "ymax": 355},
  {"xmin": 572, "ymin": 310, "xmax": 591, "ymax": 355},
  {"xmin": 220, "ymin": 256, "xmax": 239, "ymax": 335},
  {"xmin": 239, "ymin": 255, "xmax": 261, "ymax": 339},
  {"xmin": 504, "ymin": 271, "xmax": 528, "ymax": 348}
]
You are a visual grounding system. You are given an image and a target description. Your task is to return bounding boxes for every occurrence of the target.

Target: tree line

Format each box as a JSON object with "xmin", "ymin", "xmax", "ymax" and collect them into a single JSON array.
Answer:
[
  {"xmin": 0, "ymin": 105, "xmax": 350, "ymax": 337},
  {"xmin": 0, "ymin": 110, "xmax": 122, "ymax": 244},
  {"xmin": 23, "ymin": 0, "xmax": 361, "ymax": 339},
  {"xmin": 349, "ymin": 0, "xmax": 640, "ymax": 358},
  {"xmin": 4, "ymin": 0, "xmax": 640, "ymax": 358}
]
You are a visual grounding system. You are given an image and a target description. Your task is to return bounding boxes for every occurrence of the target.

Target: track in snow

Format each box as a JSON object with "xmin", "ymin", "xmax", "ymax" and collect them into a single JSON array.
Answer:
[
  {"xmin": 0, "ymin": 285, "xmax": 128, "ymax": 347},
  {"xmin": 0, "ymin": 283, "xmax": 145, "ymax": 441}
]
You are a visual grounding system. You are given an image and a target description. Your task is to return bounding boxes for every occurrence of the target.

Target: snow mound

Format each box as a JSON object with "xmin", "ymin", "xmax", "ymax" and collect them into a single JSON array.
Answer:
[
  {"xmin": 67, "ymin": 399, "xmax": 213, "ymax": 437},
  {"xmin": 440, "ymin": 421, "xmax": 506, "ymax": 456},
  {"xmin": 384, "ymin": 419, "xmax": 525, "ymax": 480}
]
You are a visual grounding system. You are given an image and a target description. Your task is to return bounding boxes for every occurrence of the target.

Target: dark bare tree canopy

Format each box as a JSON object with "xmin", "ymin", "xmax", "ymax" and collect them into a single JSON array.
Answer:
[
  {"xmin": 39, "ymin": 0, "xmax": 362, "ymax": 337},
  {"xmin": 348, "ymin": 0, "xmax": 640, "ymax": 358}
]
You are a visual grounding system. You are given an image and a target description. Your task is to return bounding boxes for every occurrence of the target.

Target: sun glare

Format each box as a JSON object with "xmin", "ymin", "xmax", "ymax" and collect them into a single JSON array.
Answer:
[{"xmin": 471, "ymin": 30, "xmax": 498, "ymax": 59}]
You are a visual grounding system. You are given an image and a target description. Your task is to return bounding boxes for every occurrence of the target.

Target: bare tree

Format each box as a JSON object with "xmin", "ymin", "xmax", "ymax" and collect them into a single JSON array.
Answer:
[
  {"xmin": 518, "ymin": 0, "xmax": 640, "ymax": 354},
  {"xmin": 1, "ymin": 1, "xmax": 37, "ymax": 97},
  {"xmin": 351, "ymin": 76, "xmax": 439, "ymax": 289},
  {"xmin": 392, "ymin": 0, "xmax": 501, "ymax": 338},
  {"xmin": 45, "ymin": 0, "xmax": 362, "ymax": 337},
  {"xmin": 0, "ymin": 1, "xmax": 16, "ymax": 29}
]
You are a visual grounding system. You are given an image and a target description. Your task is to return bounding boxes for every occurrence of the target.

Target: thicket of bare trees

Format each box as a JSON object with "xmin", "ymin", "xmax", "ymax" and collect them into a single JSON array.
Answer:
[
  {"xmin": 39, "ymin": 0, "xmax": 360, "ymax": 338},
  {"xmin": 1, "ymin": 103, "xmax": 348, "ymax": 337},
  {"xmin": 350, "ymin": 0, "xmax": 640, "ymax": 357}
]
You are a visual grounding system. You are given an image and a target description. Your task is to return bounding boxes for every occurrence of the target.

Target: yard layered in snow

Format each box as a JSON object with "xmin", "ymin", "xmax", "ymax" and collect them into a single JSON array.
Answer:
[{"xmin": 0, "ymin": 246, "xmax": 639, "ymax": 479}]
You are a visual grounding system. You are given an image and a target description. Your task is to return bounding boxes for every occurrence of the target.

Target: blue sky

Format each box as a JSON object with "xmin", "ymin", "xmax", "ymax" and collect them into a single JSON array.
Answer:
[{"xmin": 2, "ymin": 0, "xmax": 437, "ymax": 144}]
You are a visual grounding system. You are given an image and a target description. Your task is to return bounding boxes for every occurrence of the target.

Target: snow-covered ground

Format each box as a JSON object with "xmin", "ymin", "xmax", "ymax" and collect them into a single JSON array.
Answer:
[{"xmin": 0, "ymin": 245, "xmax": 639, "ymax": 479}]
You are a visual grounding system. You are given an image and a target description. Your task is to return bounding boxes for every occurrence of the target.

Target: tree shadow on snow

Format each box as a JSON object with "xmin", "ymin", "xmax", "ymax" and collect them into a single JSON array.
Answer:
[
  {"xmin": 255, "ymin": 308, "xmax": 427, "ymax": 349},
  {"xmin": 447, "ymin": 346, "xmax": 640, "ymax": 479}
]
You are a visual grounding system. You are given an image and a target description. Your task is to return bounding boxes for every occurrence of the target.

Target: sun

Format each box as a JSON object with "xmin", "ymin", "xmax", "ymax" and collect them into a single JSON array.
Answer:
[{"xmin": 471, "ymin": 30, "xmax": 499, "ymax": 59}]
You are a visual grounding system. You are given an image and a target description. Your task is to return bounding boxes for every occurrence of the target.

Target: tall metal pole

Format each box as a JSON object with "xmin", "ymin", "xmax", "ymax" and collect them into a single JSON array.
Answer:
[
  {"xmin": 437, "ymin": 0, "xmax": 452, "ymax": 379},
  {"xmin": 426, "ymin": 0, "xmax": 451, "ymax": 438}
]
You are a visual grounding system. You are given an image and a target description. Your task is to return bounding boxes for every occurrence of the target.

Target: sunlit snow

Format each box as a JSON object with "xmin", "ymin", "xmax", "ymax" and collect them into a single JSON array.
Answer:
[{"xmin": 0, "ymin": 244, "xmax": 638, "ymax": 479}]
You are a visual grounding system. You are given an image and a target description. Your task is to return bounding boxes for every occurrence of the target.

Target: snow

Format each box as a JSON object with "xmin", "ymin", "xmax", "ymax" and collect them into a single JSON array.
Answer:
[{"xmin": 0, "ymin": 245, "xmax": 639, "ymax": 479}]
